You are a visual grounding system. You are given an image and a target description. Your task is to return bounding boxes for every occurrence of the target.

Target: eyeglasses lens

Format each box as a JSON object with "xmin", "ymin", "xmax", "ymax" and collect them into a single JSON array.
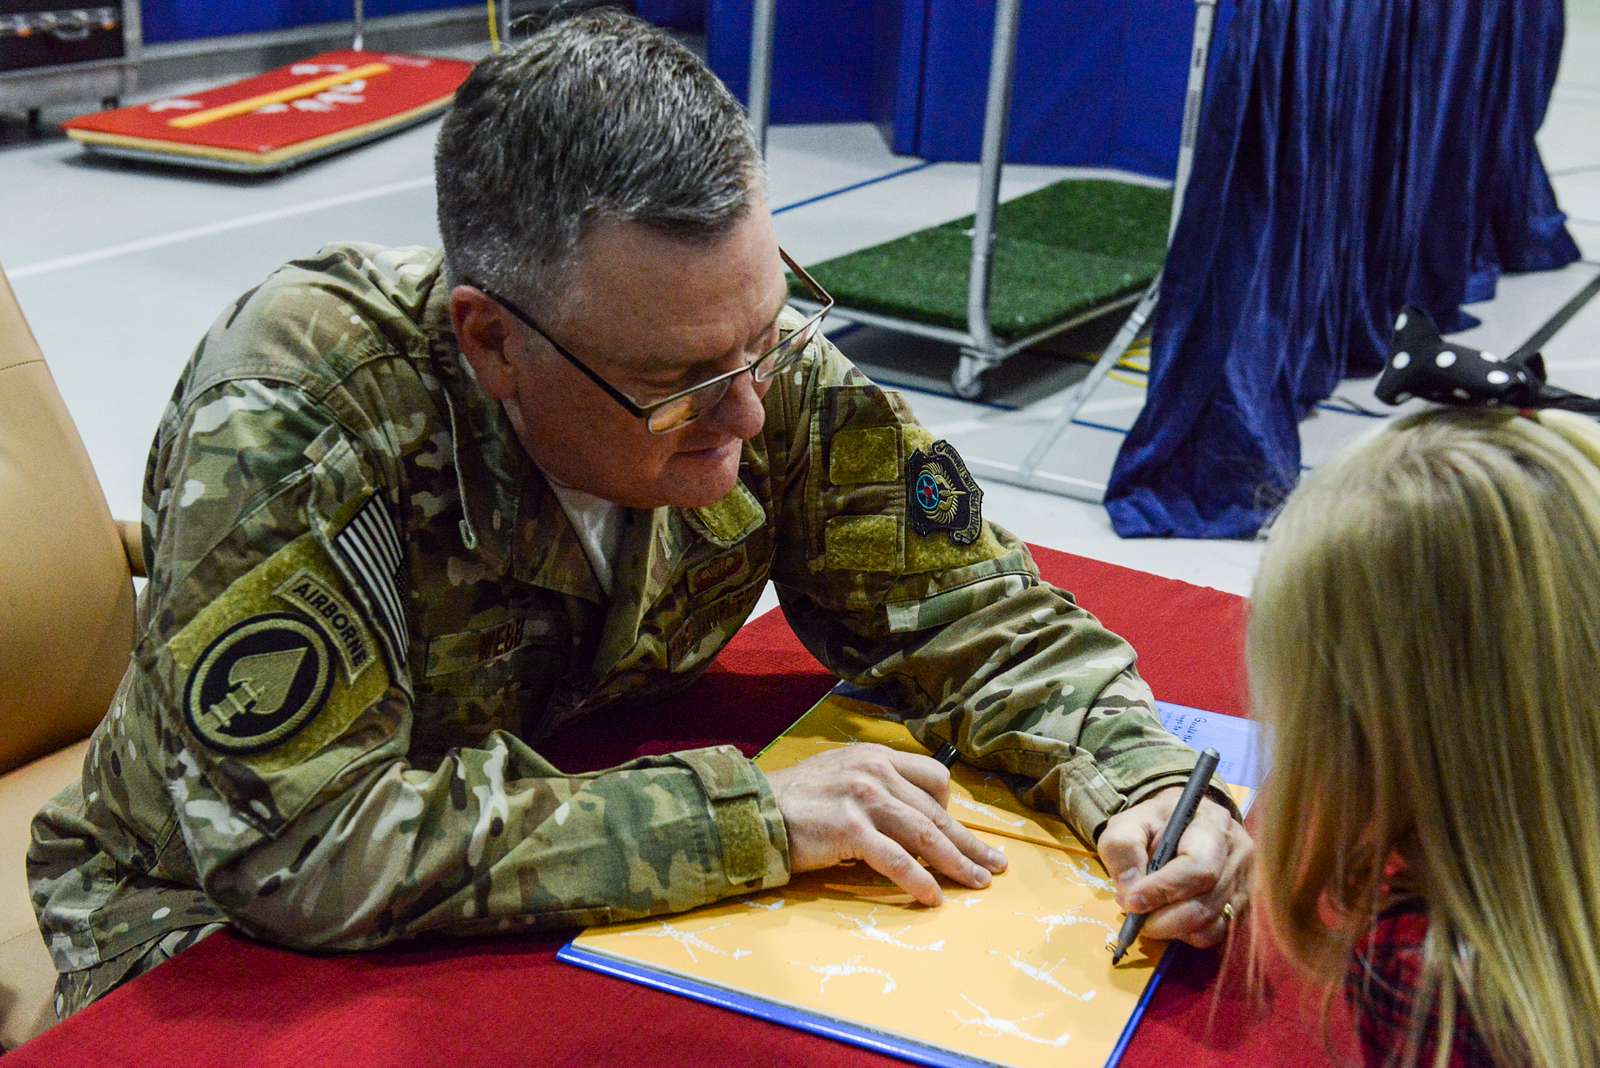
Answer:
[
  {"xmin": 644, "ymin": 316, "xmax": 825, "ymax": 434},
  {"xmin": 646, "ymin": 380, "xmax": 728, "ymax": 434},
  {"xmin": 753, "ymin": 318, "xmax": 820, "ymax": 384}
]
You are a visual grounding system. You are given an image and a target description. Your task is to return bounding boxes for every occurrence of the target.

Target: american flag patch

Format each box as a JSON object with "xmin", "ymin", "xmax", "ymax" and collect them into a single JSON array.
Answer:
[{"xmin": 333, "ymin": 495, "xmax": 409, "ymax": 670}]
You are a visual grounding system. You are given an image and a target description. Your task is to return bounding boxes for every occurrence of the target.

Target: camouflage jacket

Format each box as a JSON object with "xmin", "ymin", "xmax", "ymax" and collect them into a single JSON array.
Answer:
[{"xmin": 30, "ymin": 242, "xmax": 1216, "ymax": 1002}]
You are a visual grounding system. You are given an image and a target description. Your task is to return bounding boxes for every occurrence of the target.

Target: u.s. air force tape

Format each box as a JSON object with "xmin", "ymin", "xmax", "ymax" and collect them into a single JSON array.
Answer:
[{"xmin": 184, "ymin": 613, "xmax": 333, "ymax": 755}]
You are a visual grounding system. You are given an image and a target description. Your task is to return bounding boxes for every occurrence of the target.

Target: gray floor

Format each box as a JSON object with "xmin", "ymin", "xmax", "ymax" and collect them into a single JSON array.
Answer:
[{"xmin": 2, "ymin": 5, "xmax": 1597, "ymax": 604}]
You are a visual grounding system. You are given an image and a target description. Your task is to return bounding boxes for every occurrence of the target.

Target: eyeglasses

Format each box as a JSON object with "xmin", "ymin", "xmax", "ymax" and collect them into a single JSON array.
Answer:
[{"xmin": 470, "ymin": 249, "xmax": 833, "ymax": 435}]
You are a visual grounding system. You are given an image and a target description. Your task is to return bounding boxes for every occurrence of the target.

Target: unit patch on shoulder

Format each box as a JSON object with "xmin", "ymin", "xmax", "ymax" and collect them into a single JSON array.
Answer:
[
  {"xmin": 906, "ymin": 439, "xmax": 983, "ymax": 545},
  {"xmin": 184, "ymin": 613, "xmax": 334, "ymax": 755}
]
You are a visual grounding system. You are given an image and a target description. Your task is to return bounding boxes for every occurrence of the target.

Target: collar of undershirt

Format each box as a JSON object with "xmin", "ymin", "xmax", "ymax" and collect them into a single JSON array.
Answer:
[{"xmin": 543, "ymin": 475, "xmax": 626, "ymax": 596}]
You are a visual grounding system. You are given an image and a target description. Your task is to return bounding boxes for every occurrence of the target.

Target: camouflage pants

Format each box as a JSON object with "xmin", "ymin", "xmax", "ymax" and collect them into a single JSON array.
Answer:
[{"xmin": 54, "ymin": 922, "xmax": 227, "ymax": 1021}]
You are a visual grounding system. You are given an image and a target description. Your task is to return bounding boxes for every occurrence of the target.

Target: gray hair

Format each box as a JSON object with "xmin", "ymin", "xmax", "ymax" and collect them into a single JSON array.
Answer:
[{"xmin": 434, "ymin": 8, "xmax": 763, "ymax": 312}]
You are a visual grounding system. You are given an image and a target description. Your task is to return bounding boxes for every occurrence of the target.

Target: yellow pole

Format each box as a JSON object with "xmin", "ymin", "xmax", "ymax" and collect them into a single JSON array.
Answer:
[{"xmin": 168, "ymin": 63, "xmax": 391, "ymax": 129}]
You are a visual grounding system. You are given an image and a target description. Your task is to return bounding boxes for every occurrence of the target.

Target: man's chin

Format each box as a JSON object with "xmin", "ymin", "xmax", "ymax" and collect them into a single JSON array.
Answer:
[{"xmin": 664, "ymin": 444, "xmax": 744, "ymax": 508}]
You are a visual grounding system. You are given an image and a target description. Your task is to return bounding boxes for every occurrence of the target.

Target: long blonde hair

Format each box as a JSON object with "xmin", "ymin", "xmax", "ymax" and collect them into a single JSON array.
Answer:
[{"xmin": 1249, "ymin": 407, "xmax": 1600, "ymax": 1068}]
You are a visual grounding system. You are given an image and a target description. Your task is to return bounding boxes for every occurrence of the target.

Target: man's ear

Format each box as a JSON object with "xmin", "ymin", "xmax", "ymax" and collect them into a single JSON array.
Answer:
[{"xmin": 450, "ymin": 285, "xmax": 518, "ymax": 401}]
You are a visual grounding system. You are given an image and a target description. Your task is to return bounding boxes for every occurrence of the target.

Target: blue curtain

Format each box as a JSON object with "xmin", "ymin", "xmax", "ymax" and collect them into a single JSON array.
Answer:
[{"xmin": 1105, "ymin": 0, "xmax": 1580, "ymax": 539}]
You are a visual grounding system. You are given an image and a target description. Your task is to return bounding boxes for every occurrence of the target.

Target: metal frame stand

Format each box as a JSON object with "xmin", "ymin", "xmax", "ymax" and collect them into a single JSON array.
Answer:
[
  {"xmin": 999, "ymin": 0, "xmax": 1217, "ymax": 497},
  {"xmin": 749, "ymin": 0, "xmax": 1218, "ymax": 501},
  {"xmin": 754, "ymin": 0, "xmax": 1111, "ymax": 401},
  {"xmin": 954, "ymin": 0, "xmax": 1023, "ymax": 400},
  {"xmin": 748, "ymin": 0, "xmax": 775, "ymax": 156}
]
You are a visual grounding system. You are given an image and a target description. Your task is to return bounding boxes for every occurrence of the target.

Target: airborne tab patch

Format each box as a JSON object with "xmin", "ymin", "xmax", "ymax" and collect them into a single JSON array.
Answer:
[
  {"xmin": 906, "ymin": 440, "xmax": 983, "ymax": 545},
  {"xmin": 184, "ymin": 613, "xmax": 333, "ymax": 754},
  {"xmin": 275, "ymin": 568, "xmax": 374, "ymax": 682}
]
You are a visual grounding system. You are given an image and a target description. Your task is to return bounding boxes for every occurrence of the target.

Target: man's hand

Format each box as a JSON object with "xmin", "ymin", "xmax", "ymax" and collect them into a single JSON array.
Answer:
[
  {"xmin": 1097, "ymin": 788, "xmax": 1253, "ymax": 949},
  {"xmin": 764, "ymin": 744, "xmax": 1008, "ymax": 906}
]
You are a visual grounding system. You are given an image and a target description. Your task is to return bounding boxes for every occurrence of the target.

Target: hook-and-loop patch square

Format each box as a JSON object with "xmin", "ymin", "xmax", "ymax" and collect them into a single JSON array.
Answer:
[{"xmin": 164, "ymin": 530, "xmax": 392, "ymax": 767}]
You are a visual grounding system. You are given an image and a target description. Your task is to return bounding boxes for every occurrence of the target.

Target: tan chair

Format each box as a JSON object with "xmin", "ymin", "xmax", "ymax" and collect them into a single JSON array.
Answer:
[{"xmin": 0, "ymin": 263, "xmax": 142, "ymax": 1048}]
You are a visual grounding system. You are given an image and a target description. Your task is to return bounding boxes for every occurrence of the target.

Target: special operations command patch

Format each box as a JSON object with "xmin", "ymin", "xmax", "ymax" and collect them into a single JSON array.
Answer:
[
  {"xmin": 906, "ymin": 439, "xmax": 983, "ymax": 545},
  {"xmin": 184, "ymin": 613, "xmax": 334, "ymax": 754}
]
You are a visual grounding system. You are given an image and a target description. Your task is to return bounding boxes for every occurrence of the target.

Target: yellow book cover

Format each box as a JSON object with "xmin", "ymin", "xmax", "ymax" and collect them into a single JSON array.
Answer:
[{"xmin": 561, "ymin": 690, "xmax": 1251, "ymax": 1067}]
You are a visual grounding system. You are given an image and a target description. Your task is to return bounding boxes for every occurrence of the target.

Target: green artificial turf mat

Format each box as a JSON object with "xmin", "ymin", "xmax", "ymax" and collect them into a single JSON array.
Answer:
[{"xmin": 791, "ymin": 179, "xmax": 1172, "ymax": 342}]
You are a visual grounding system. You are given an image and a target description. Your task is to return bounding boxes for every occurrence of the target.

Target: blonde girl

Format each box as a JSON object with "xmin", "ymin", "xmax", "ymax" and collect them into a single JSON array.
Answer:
[{"xmin": 1248, "ymin": 407, "xmax": 1600, "ymax": 1067}]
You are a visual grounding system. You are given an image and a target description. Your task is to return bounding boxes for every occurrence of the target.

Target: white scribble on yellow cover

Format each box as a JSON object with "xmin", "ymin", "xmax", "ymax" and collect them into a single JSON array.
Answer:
[
  {"xmin": 1016, "ymin": 906, "xmax": 1117, "ymax": 943},
  {"xmin": 948, "ymin": 994, "xmax": 1072, "ymax": 1048},
  {"xmin": 992, "ymin": 951, "xmax": 1097, "ymax": 1002},
  {"xmin": 621, "ymin": 920, "xmax": 752, "ymax": 963},
  {"xmin": 796, "ymin": 954, "xmax": 898, "ymax": 995},
  {"xmin": 838, "ymin": 907, "xmax": 946, "ymax": 952},
  {"xmin": 950, "ymin": 795, "xmax": 1028, "ymax": 828},
  {"xmin": 742, "ymin": 897, "xmax": 786, "ymax": 911},
  {"xmin": 796, "ymin": 726, "xmax": 860, "ymax": 754},
  {"xmin": 1050, "ymin": 855, "xmax": 1116, "ymax": 894}
]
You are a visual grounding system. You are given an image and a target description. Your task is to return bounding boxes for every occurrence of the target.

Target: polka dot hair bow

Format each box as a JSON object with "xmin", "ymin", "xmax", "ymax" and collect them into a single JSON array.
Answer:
[{"xmin": 1376, "ymin": 305, "xmax": 1600, "ymax": 414}]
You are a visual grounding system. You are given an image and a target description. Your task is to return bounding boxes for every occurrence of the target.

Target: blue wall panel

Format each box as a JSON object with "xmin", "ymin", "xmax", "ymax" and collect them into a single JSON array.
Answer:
[
  {"xmin": 142, "ymin": 0, "xmax": 467, "ymax": 46},
  {"xmin": 706, "ymin": 0, "xmax": 878, "ymax": 124},
  {"xmin": 707, "ymin": 0, "xmax": 1234, "ymax": 178},
  {"xmin": 910, "ymin": 0, "xmax": 1234, "ymax": 178},
  {"xmin": 871, "ymin": 0, "xmax": 925, "ymax": 155},
  {"xmin": 637, "ymin": 0, "xmax": 703, "ymax": 32}
]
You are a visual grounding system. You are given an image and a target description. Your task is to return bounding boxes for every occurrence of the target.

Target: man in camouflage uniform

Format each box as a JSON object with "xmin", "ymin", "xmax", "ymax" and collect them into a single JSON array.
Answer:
[{"xmin": 29, "ymin": 10, "xmax": 1252, "ymax": 1020}]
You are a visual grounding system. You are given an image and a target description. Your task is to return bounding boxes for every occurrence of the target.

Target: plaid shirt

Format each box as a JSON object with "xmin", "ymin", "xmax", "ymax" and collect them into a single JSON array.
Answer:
[{"xmin": 1345, "ymin": 899, "xmax": 1495, "ymax": 1067}]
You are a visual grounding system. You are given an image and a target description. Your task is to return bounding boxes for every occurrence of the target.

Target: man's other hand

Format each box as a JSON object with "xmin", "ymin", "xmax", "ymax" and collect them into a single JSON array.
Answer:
[
  {"xmin": 764, "ymin": 744, "xmax": 1008, "ymax": 906},
  {"xmin": 1097, "ymin": 789, "xmax": 1253, "ymax": 949}
]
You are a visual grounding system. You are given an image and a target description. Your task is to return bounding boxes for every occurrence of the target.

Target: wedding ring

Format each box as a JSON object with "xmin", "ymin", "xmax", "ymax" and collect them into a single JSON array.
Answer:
[{"xmin": 1221, "ymin": 902, "xmax": 1236, "ymax": 924}]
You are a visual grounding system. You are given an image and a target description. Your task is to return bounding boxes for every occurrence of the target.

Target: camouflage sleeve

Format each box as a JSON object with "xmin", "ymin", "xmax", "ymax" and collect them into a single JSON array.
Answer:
[
  {"xmin": 143, "ymin": 378, "xmax": 786, "ymax": 952},
  {"xmin": 766, "ymin": 329, "xmax": 1235, "ymax": 845}
]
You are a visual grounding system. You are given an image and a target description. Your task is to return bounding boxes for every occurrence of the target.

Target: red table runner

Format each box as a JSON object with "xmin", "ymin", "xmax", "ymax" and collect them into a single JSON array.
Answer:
[{"xmin": 10, "ymin": 547, "xmax": 1356, "ymax": 1066}]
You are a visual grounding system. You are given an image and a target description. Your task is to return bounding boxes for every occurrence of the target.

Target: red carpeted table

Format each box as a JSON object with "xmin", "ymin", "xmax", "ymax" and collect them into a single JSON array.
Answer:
[{"xmin": 9, "ymin": 547, "xmax": 1357, "ymax": 1067}]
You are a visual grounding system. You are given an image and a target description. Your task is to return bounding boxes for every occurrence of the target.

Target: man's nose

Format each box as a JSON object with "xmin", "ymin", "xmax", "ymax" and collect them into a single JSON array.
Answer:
[{"xmin": 701, "ymin": 370, "xmax": 768, "ymax": 441}]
